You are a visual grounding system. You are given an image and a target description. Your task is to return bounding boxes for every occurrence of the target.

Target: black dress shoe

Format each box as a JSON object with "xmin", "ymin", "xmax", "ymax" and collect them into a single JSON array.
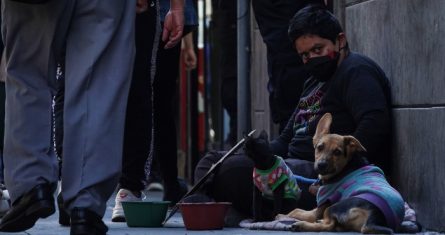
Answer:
[
  {"xmin": 57, "ymin": 193, "xmax": 70, "ymax": 226},
  {"xmin": 70, "ymin": 207, "xmax": 108, "ymax": 235},
  {"xmin": 0, "ymin": 183, "xmax": 55, "ymax": 232}
]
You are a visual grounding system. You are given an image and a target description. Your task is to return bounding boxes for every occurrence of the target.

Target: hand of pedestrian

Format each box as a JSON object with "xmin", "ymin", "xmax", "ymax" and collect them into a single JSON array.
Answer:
[
  {"xmin": 162, "ymin": 9, "xmax": 184, "ymax": 49},
  {"xmin": 136, "ymin": 0, "xmax": 149, "ymax": 13},
  {"xmin": 182, "ymin": 33, "xmax": 197, "ymax": 70},
  {"xmin": 183, "ymin": 47, "xmax": 197, "ymax": 70}
]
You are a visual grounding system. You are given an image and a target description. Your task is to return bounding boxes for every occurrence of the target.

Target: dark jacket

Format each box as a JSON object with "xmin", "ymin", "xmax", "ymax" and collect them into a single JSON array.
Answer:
[{"xmin": 270, "ymin": 52, "xmax": 392, "ymax": 173}]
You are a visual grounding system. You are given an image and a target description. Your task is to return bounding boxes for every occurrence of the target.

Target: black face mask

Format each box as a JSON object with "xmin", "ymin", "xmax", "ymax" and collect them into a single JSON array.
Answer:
[{"xmin": 305, "ymin": 51, "xmax": 340, "ymax": 82}]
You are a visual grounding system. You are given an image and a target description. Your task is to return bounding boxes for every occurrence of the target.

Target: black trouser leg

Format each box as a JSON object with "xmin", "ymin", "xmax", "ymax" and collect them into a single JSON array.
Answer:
[
  {"xmin": 221, "ymin": 76, "xmax": 237, "ymax": 145},
  {"xmin": 194, "ymin": 151, "xmax": 254, "ymax": 216},
  {"xmin": 119, "ymin": 10, "xmax": 156, "ymax": 192},
  {"xmin": 152, "ymin": 40, "xmax": 181, "ymax": 194},
  {"xmin": 213, "ymin": 8, "xmax": 238, "ymax": 145}
]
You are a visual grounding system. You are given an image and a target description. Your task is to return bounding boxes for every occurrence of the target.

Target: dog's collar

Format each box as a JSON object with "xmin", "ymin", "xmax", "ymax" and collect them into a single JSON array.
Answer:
[{"xmin": 321, "ymin": 154, "xmax": 369, "ymax": 185}]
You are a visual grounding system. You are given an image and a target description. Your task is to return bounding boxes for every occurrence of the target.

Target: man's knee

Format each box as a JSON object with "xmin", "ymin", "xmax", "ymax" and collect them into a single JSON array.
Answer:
[{"xmin": 194, "ymin": 151, "xmax": 225, "ymax": 182}]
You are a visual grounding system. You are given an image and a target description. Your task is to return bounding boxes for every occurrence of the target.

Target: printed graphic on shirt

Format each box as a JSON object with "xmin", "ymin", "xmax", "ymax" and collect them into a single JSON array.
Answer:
[{"xmin": 293, "ymin": 82, "xmax": 325, "ymax": 135}]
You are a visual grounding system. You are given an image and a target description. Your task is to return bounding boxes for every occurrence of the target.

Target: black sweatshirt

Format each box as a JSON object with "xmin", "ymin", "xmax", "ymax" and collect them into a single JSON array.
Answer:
[{"xmin": 270, "ymin": 52, "xmax": 392, "ymax": 173}]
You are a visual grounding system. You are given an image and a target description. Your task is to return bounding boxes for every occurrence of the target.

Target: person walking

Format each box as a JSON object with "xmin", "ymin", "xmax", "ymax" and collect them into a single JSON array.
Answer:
[
  {"xmin": 0, "ymin": 0, "xmax": 182, "ymax": 234},
  {"xmin": 112, "ymin": 0, "xmax": 195, "ymax": 222}
]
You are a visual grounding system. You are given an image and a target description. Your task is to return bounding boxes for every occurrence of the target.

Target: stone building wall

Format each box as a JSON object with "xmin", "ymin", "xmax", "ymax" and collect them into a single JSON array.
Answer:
[{"xmin": 341, "ymin": 0, "xmax": 445, "ymax": 231}]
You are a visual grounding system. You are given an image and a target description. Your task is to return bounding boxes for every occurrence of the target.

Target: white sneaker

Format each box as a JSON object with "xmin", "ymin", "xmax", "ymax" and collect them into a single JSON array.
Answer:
[
  {"xmin": 0, "ymin": 189, "xmax": 11, "ymax": 218},
  {"xmin": 111, "ymin": 188, "xmax": 142, "ymax": 222},
  {"xmin": 146, "ymin": 182, "xmax": 164, "ymax": 192}
]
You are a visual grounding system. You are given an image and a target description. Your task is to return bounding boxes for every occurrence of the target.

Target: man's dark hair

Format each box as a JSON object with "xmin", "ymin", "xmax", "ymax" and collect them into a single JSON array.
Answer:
[{"xmin": 288, "ymin": 5, "xmax": 343, "ymax": 44}]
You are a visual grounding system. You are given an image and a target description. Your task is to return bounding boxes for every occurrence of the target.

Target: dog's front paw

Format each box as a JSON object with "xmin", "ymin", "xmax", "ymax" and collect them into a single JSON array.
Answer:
[{"xmin": 291, "ymin": 221, "xmax": 305, "ymax": 232}]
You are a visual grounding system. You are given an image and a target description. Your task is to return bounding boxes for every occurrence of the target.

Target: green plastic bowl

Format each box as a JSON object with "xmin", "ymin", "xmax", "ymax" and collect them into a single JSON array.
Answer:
[{"xmin": 122, "ymin": 201, "xmax": 170, "ymax": 227}]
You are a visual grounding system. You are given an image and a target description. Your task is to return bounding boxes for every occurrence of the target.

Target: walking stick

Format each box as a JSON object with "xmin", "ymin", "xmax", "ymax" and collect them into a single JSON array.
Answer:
[{"xmin": 162, "ymin": 129, "xmax": 256, "ymax": 225}]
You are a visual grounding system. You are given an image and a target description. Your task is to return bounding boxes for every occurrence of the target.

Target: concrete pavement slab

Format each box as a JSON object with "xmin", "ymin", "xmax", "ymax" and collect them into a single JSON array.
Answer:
[{"xmin": 0, "ymin": 190, "xmax": 437, "ymax": 235}]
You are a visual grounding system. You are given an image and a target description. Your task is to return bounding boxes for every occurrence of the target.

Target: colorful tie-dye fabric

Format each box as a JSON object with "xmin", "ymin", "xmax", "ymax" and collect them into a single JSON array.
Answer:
[
  {"xmin": 253, "ymin": 156, "xmax": 301, "ymax": 200},
  {"xmin": 317, "ymin": 165, "xmax": 405, "ymax": 229}
]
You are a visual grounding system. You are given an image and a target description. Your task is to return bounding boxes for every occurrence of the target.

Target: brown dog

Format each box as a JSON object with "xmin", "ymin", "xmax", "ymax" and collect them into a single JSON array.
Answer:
[{"xmin": 282, "ymin": 113, "xmax": 405, "ymax": 234}]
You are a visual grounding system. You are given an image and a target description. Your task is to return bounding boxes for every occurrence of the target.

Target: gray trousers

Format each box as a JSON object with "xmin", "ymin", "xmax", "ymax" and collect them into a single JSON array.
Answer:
[{"xmin": 1, "ymin": 0, "xmax": 135, "ymax": 216}]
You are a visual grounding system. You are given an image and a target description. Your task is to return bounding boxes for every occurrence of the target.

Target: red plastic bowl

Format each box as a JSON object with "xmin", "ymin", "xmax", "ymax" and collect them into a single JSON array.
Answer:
[{"xmin": 179, "ymin": 202, "xmax": 231, "ymax": 230}]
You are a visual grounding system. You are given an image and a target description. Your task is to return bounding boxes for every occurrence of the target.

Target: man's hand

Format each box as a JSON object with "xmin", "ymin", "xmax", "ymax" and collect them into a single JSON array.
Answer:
[
  {"xmin": 183, "ymin": 48, "xmax": 197, "ymax": 70},
  {"xmin": 162, "ymin": 8, "xmax": 184, "ymax": 49},
  {"xmin": 136, "ymin": 0, "xmax": 148, "ymax": 14},
  {"xmin": 182, "ymin": 33, "xmax": 197, "ymax": 70}
]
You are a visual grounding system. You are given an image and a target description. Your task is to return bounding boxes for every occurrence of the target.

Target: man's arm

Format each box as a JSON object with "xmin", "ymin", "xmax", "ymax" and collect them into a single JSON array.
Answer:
[
  {"xmin": 344, "ymin": 67, "xmax": 391, "ymax": 162},
  {"xmin": 269, "ymin": 110, "xmax": 297, "ymax": 157}
]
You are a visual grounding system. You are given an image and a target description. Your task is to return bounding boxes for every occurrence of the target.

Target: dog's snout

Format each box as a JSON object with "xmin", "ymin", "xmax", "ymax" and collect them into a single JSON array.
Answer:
[{"xmin": 316, "ymin": 161, "xmax": 328, "ymax": 172}]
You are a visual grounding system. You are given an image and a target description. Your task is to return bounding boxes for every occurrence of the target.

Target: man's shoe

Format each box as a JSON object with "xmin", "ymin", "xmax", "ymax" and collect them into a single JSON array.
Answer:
[
  {"xmin": 111, "ymin": 188, "xmax": 142, "ymax": 222},
  {"xmin": 70, "ymin": 207, "xmax": 107, "ymax": 235},
  {"xmin": 0, "ymin": 183, "xmax": 55, "ymax": 232}
]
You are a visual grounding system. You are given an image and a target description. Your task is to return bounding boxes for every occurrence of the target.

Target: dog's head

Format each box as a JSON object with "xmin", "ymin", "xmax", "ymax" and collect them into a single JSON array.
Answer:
[
  {"xmin": 244, "ymin": 130, "xmax": 275, "ymax": 170},
  {"xmin": 312, "ymin": 113, "xmax": 366, "ymax": 181}
]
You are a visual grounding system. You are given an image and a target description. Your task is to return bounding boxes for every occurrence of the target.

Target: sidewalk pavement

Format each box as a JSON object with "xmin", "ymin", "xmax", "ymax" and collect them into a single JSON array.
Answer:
[
  {"xmin": 0, "ymin": 190, "xmax": 440, "ymax": 235},
  {"xmin": 0, "ymin": 190, "xmax": 302, "ymax": 235}
]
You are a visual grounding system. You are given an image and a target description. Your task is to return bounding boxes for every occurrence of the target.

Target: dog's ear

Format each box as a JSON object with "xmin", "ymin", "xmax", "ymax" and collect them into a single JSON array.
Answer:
[
  {"xmin": 313, "ymin": 113, "xmax": 332, "ymax": 147},
  {"xmin": 343, "ymin": 135, "xmax": 366, "ymax": 157}
]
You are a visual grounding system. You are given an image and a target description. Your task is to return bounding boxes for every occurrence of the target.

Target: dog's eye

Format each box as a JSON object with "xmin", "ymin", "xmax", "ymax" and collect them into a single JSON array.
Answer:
[
  {"xmin": 316, "ymin": 144, "xmax": 324, "ymax": 151},
  {"xmin": 333, "ymin": 149, "xmax": 342, "ymax": 156}
]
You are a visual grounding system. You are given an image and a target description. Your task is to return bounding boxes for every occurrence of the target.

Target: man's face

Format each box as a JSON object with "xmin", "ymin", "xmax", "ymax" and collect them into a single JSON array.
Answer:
[{"xmin": 294, "ymin": 34, "xmax": 337, "ymax": 64}]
